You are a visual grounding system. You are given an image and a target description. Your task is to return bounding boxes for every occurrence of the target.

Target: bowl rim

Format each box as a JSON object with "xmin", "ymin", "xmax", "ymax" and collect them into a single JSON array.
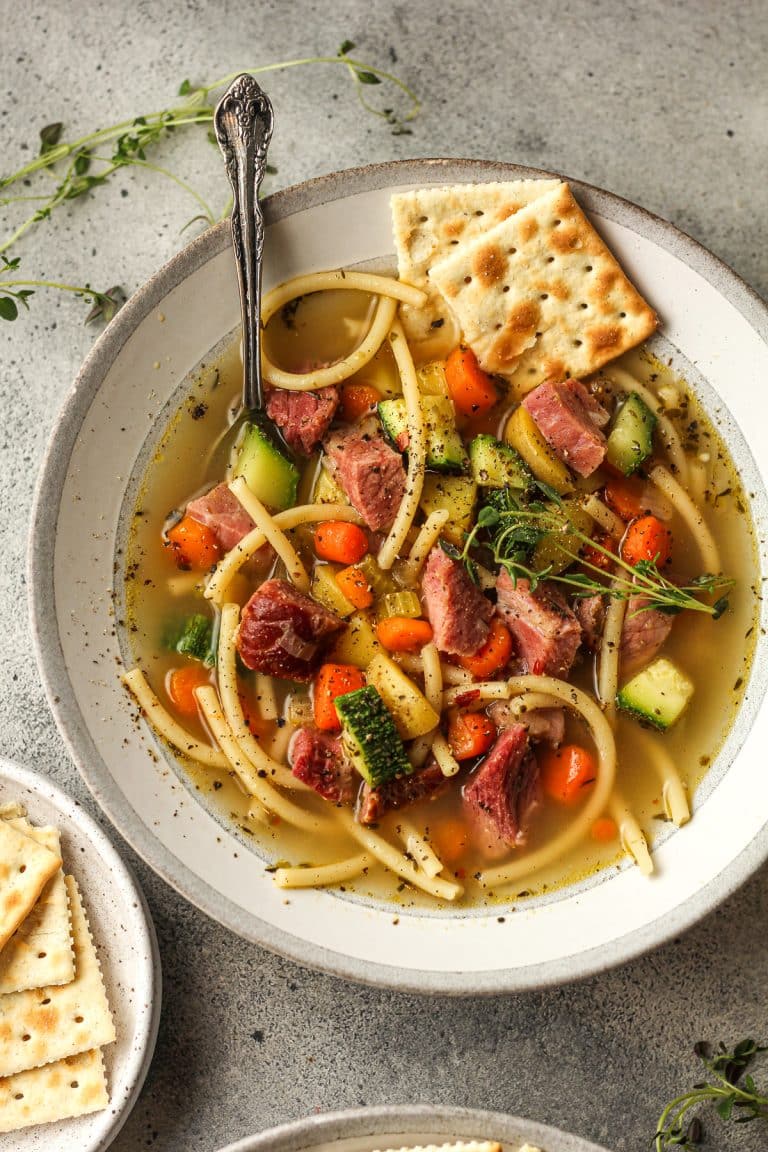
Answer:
[
  {"xmin": 0, "ymin": 754, "xmax": 162, "ymax": 1150},
  {"xmin": 28, "ymin": 157, "xmax": 768, "ymax": 995},
  {"xmin": 213, "ymin": 1103, "xmax": 612, "ymax": 1152}
]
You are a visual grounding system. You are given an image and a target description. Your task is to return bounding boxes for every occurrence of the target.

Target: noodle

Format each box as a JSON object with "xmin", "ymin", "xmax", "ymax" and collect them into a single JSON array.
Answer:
[
  {"xmin": 481, "ymin": 676, "xmax": 616, "ymax": 888},
  {"xmin": 263, "ymin": 295, "xmax": 398, "ymax": 391},
  {"xmin": 598, "ymin": 586, "xmax": 626, "ymax": 713},
  {"xmin": 649, "ymin": 463, "xmax": 721, "ymax": 573},
  {"xmin": 405, "ymin": 509, "xmax": 450, "ymax": 576},
  {"xmin": 272, "ymin": 853, "xmax": 372, "ymax": 889},
  {"xmin": 205, "ymin": 502, "xmax": 362, "ymax": 604},
  {"xmin": 604, "ymin": 366, "xmax": 688, "ymax": 482},
  {"xmin": 255, "ymin": 672, "xmax": 279, "ymax": 722},
  {"xmin": 442, "ymin": 681, "xmax": 511, "ymax": 708},
  {"xmin": 337, "ymin": 810, "xmax": 464, "ymax": 901},
  {"xmin": 635, "ymin": 728, "xmax": 690, "ymax": 826},
  {"xmin": 228, "ymin": 477, "xmax": 310, "ymax": 593},
  {"xmin": 196, "ymin": 685, "xmax": 330, "ymax": 833},
  {"xmin": 216, "ymin": 604, "xmax": 304, "ymax": 791},
  {"xmin": 420, "ymin": 643, "xmax": 443, "ymax": 714},
  {"xmin": 122, "ymin": 667, "xmax": 227, "ymax": 769},
  {"xmin": 396, "ymin": 819, "xmax": 445, "ymax": 878},
  {"xmin": 582, "ymin": 494, "xmax": 626, "ymax": 540},
  {"xmin": 378, "ymin": 319, "xmax": 428, "ymax": 570},
  {"xmin": 609, "ymin": 790, "xmax": 653, "ymax": 875},
  {"xmin": 431, "ymin": 733, "xmax": 461, "ymax": 778}
]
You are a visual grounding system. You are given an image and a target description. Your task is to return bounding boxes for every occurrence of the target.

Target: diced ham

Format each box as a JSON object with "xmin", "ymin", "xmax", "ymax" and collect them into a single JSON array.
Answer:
[
  {"xmin": 187, "ymin": 483, "xmax": 256, "ymax": 552},
  {"xmin": 463, "ymin": 724, "xmax": 540, "ymax": 850},
  {"xmin": 489, "ymin": 701, "xmax": 565, "ymax": 747},
  {"xmin": 323, "ymin": 422, "xmax": 407, "ymax": 531},
  {"xmin": 522, "ymin": 378, "xmax": 608, "ymax": 477},
  {"xmin": 421, "ymin": 547, "xmax": 493, "ymax": 657},
  {"xmin": 357, "ymin": 760, "xmax": 447, "ymax": 826},
  {"xmin": 620, "ymin": 594, "xmax": 674, "ymax": 673},
  {"xmin": 495, "ymin": 572, "xmax": 582, "ymax": 678},
  {"xmin": 265, "ymin": 385, "xmax": 339, "ymax": 456},
  {"xmin": 237, "ymin": 578, "xmax": 344, "ymax": 681},
  {"xmin": 574, "ymin": 594, "xmax": 607, "ymax": 653},
  {"xmin": 289, "ymin": 727, "xmax": 356, "ymax": 804}
]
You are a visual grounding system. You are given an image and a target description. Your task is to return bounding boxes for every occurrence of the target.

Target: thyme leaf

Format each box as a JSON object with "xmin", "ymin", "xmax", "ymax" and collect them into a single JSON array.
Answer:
[
  {"xmin": 655, "ymin": 1039, "xmax": 768, "ymax": 1150},
  {"xmin": 1, "ymin": 46, "xmax": 420, "ymax": 320},
  {"xmin": 458, "ymin": 487, "xmax": 733, "ymax": 618}
]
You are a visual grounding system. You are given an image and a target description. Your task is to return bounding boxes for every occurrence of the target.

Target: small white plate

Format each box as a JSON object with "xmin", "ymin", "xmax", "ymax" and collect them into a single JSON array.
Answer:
[
  {"xmin": 215, "ymin": 1105, "xmax": 611, "ymax": 1152},
  {"xmin": 0, "ymin": 756, "xmax": 160, "ymax": 1151}
]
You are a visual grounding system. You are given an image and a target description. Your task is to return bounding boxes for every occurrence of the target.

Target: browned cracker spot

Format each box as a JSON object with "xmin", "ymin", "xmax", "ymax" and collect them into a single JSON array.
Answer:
[
  {"xmin": 428, "ymin": 182, "xmax": 657, "ymax": 392},
  {"xmin": 0, "ymin": 816, "xmax": 74, "ymax": 994},
  {"xmin": 391, "ymin": 180, "xmax": 562, "ymax": 348},
  {"xmin": 0, "ymin": 819, "xmax": 62, "ymax": 953},
  {"xmin": 0, "ymin": 876, "xmax": 115, "ymax": 1078},
  {"xmin": 0, "ymin": 1048, "xmax": 108, "ymax": 1132}
]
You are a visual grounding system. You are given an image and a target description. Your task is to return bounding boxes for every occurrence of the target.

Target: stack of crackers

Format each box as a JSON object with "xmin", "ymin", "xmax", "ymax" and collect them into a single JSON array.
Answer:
[
  {"xmin": 391, "ymin": 179, "xmax": 657, "ymax": 392},
  {"xmin": 0, "ymin": 802, "xmax": 115, "ymax": 1133}
]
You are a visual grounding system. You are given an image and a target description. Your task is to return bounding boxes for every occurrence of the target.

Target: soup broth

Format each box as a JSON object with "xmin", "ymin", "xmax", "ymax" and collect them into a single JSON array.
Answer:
[{"xmin": 123, "ymin": 284, "xmax": 757, "ymax": 910}]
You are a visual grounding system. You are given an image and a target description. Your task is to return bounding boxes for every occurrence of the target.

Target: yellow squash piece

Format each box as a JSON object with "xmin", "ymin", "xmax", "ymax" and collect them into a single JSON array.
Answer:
[
  {"xmin": 365, "ymin": 652, "xmax": 439, "ymax": 740},
  {"xmin": 327, "ymin": 612, "xmax": 382, "ymax": 669},
  {"xmin": 419, "ymin": 474, "xmax": 478, "ymax": 545},
  {"xmin": 504, "ymin": 405, "xmax": 574, "ymax": 494}
]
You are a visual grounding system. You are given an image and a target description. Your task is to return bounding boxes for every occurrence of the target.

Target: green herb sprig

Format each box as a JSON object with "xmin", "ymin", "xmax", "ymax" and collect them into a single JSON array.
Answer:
[
  {"xmin": 0, "ymin": 43, "xmax": 419, "ymax": 323},
  {"xmin": 655, "ymin": 1039, "xmax": 768, "ymax": 1149},
  {"xmin": 448, "ymin": 483, "xmax": 733, "ymax": 619}
]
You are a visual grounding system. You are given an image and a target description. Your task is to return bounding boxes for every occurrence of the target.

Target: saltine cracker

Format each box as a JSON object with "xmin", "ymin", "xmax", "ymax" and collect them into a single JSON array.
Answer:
[
  {"xmin": 0, "ymin": 819, "xmax": 61, "ymax": 952},
  {"xmin": 0, "ymin": 1047, "xmax": 107, "ymax": 1132},
  {"xmin": 428, "ymin": 182, "xmax": 657, "ymax": 391}
]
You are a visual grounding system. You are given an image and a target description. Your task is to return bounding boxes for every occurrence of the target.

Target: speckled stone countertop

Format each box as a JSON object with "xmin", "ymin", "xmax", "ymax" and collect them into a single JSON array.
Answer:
[{"xmin": 3, "ymin": 2, "xmax": 768, "ymax": 1150}]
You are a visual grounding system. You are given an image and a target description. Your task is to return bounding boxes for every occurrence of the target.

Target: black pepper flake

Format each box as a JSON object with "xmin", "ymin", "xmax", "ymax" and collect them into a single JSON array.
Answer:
[{"xmin": 190, "ymin": 402, "xmax": 208, "ymax": 421}]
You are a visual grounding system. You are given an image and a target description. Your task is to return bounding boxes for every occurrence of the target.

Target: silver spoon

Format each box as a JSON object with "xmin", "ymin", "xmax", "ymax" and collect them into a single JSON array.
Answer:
[{"xmin": 214, "ymin": 73, "xmax": 274, "ymax": 415}]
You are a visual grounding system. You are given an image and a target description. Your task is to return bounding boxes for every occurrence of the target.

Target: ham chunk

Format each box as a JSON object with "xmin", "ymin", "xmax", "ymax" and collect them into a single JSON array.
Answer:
[
  {"xmin": 522, "ymin": 378, "xmax": 608, "ymax": 477},
  {"xmin": 463, "ymin": 724, "xmax": 540, "ymax": 850},
  {"xmin": 489, "ymin": 700, "xmax": 565, "ymax": 747},
  {"xmin": 575, "ymin": 594, "xmax": 607, "ymax": 653},
  {"xmin": 289, "ymin": 727, "xmax": 356, "ymax": 804},
  {"xmin": 620, "ymin": 594, "xmax": 674, "ymax": 673},
  {"xmin": 265, "ymin": 385, "xmax": 339, "ymax": 456},
  {"xmin": 237, "ymin": 578, "xmax": 344, "ymax": 682},
  {"xmin": 421, "ymin": 547, "xmax": 493, "ymax": 657},
  {"xmin": 495, "ymin": 571, "xmax": 581, "ymax": 678},
  {"xmin": 323, "ymin": 422, "xmax": 406, "ymax": 531},
  {"xmin": 357, "ymin": 760, "xmax": 447, "ymax": 826},
  {"xmin": 187, "ymin": 483, "xmax": 256, "ymax": 552}
]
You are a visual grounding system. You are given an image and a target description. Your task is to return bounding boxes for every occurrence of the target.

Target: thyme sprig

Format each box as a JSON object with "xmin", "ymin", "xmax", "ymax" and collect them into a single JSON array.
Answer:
[
  {"xmin": 0, "ymin": 254, "xmax": 124, "ymax": 324},
  {"xmin": 655, "ymin": 1039, "xmax": 768, "ymax": 1149},
  {"xmin": 450, "ymin": 484, "xmax": 733, "ymax": 619},
  {"xmin": 0, "ymin": 43, "xmax": 419, "ymax": 323}
]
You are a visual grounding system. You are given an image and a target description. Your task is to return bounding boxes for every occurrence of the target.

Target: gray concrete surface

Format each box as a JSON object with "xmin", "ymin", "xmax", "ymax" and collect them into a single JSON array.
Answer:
[{"xmin": 2, "ymin": 1, "xmax": 768, "ymax": 1149}]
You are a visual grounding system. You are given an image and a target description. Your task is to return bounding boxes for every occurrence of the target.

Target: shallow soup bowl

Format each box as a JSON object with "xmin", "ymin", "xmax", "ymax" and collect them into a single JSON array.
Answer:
[{"xmin": 30, "ymin": 159, "xmax": 768, "ymax": 993}]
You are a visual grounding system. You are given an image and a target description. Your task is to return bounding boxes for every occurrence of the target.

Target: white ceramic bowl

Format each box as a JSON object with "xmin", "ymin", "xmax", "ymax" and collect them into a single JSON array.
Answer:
[
  {"xmin": 0, "ymin": 756, "xmax": 160, "ymax": 1150},
  {"xmin": 29, "ymin": 159, "xmax": 768, "ymax": 993},
  {"xmin": 214, "ymin": 1105, "xmax": 610, "ymax": 1152}
]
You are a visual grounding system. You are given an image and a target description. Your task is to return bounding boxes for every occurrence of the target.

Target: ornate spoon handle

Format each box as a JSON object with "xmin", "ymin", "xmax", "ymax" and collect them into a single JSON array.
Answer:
[{"xmin": 214, "ymin": 74, "xmax": 274, "ymax": 413}]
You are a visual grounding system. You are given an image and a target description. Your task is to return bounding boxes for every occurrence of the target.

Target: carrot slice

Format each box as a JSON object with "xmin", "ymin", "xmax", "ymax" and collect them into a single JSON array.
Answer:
[
  {"xmin": 167, "ymin": 665, "xmax": 209, "ymax": 717},
  {"xmin": 166, "ymin": 515, "xmax": 221, "ymax": 570},
  {"xmin": 603, "ymin": 474, "xmax": 646, "ymax": 522},
  {"xmin": 458, "ymin": 617, "xmax": 513, "ymax": 678},
  {"xmin": 447, "ymin": 710, "xmax": 496, "ymax": 760},
  {"xmin": 335, "ymin": 565, "xmax": 374, "ymax": 609},
  {"xmin": 340, "ymin": 383, "xmax": 381, "ymax": 422},
  {"xmin": 581, "ymin": 533, "xmax": 618, "ymax": 573},
  {"xmin": 313, "ymin": 663, "xmax": 367, "ymax": 731},
  {"xmin": 375, "ymin": 616, "xmax": 433, "ymax": 652},
  {"xmin": 314, "ymin": 521, "xmax": 369, "ymax": 565},
  {"xmin": 621, "ymin": 514, "xmax": 672, "ymax": 567},
  {"xmin": 591, "ymin": 817, "xmax": 619, "ymax": 842},
  {"xmin": 444, "ymin": 345, "xmax": 498, "ymax": 417},
  {"xmin": 430, "ymin": 818, "xmax": 469, "ymax": 864},
  {"xmin": 540, "ymin": 743, "xmax": 597, "ymax": 805}
]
